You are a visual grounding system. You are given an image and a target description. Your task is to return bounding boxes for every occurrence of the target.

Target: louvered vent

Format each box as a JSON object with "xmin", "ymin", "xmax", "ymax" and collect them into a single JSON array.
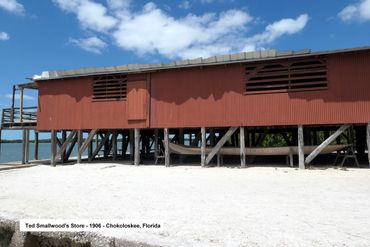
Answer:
[
  {"xmin": 245, "ymin": 58, "xmax": 328, "ymax": 94},
  {"xmin": 93, "ymin": 74, "xmax": 127, "ymax": 101}
]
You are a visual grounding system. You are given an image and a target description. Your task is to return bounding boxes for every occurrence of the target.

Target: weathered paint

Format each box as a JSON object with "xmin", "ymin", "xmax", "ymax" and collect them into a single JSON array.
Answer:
[
  {"xmin": 37, "ymin": 76, "xmax": 149, "ymax": 130},
  {"xmin": 37, "ymin": 51, "xmax": 370, "ymax": 131}
]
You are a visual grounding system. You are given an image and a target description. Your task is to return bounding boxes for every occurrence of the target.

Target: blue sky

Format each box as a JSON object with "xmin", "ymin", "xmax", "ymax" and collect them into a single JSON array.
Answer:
[{"xmin": 0, "ymin": 0, "xmax": 370, "ymax": 139}]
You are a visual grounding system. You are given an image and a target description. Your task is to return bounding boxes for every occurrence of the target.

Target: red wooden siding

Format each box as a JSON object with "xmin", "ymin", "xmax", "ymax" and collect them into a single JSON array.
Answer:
[
  {"xmin": 37, "ymin": 76, "xmax": 149, "ymax": 130},
  {"xmin": 37, "ymin": 51, "xmax": 370, "ymax": 131},
  {"xmin": 150, "ymin": 52, "xmax": 370, "ymax": 128},
  {"xmin": 127, "ymin": 80, "xmax": 148, "ymax": 121}
]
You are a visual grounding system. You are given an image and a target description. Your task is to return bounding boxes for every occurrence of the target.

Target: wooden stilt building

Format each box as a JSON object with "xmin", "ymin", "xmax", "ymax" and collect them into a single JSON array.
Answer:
[{"xmin": 2, "ymin": 47, "xmax": 370, "ymax": 168}]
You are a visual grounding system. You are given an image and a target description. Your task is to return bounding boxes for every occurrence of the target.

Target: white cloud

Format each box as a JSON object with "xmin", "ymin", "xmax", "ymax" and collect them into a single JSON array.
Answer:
[
  {"xmin": 0, "ymin": 0, "xmax": 24, "ymax": 15},
  {"xmin": 6, "ymin": 93, "xmax": 35, "ymax": 100},
  {"xmin": 69, "ymin": 36, "xmax": 107, "ymax": 54},
  {"xmin": 53, "ymin": 1, "xmax": 309, "ymax": 59},
  {"xmin": 179, "ymin": 1, "xmax": 191, "ymax": 10},
  {"xmin": 339, "ymin": 0, "xmax": 370, "ymax": 21},
  {"xmin": 53, "ymin": 0, "xmax": 117, "ymax": 32},
  {"xmin": 243, "ymin": 14, "xmax": 309, "ymax": 51},
  {"xmin": 0, "ymin": 32, "xmax": 9, "ymax": 41}
]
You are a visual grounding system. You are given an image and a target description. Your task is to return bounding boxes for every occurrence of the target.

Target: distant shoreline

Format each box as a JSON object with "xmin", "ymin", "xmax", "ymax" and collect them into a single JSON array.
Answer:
[{"xmin": 0, "ymin": 140, "xmax": 51, "ymax": 143}]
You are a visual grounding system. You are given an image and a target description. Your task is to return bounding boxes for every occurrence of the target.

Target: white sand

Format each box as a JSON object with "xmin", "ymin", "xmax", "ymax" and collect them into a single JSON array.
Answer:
[{"xmin": 1, "ymin": 163, "xmax": 370, "ymax": 247}]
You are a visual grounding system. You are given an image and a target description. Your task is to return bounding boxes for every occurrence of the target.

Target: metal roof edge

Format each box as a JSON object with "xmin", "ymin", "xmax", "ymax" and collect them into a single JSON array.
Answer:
[{"xmin": 33, "ymin": 46, "xmax": 370, "ymax": 81}]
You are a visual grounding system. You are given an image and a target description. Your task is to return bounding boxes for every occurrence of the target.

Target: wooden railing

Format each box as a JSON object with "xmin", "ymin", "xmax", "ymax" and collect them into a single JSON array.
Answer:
[{"xmin": 1, "ymin": 106, "xmax": 37, "ymax": 128}]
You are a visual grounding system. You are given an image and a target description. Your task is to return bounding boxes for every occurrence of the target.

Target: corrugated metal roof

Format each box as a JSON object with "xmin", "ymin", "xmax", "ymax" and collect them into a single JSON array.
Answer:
[{"xmin": 33, "ymin": 46, "xmax": 370, "ymax": 81}]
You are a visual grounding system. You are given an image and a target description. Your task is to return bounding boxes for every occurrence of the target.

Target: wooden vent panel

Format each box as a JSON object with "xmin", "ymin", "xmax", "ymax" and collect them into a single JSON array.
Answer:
[
  {"xmin": 93, "ymin": 74, "xmax": 128, "ymax": 101},
  {"xmin": 245, "ymin": 58, "xmax": 328, "ymax": 94}
]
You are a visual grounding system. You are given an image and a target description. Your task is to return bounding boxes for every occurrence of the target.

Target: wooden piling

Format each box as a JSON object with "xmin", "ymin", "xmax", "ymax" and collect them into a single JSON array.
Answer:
[
  {"xmin": 25, "ymin": 129, "xmax": 29, "ymax": 164},
  {"xmin": 77, "ymin": 130, "xmax": 83, "ymax": 164},
  {"xmin": 112, "ymin": 131, "xmax": 117, "ymax": 160},
  {"xmin": 134, "ymin": 129, "xmax": 140, "ymax": 166},
  {"xmin": 61, "ymin": 130, "xmax": 66, "ymax": 163},
  {"xmin": 51, "ymin": 130, "xmax": 57, "ymax": 167},
  {"xmin": 240, "ymin": 126, "xmax": 246, "ymax": 168},
  {"xmin": 201, "ymin": 127, "xmax": 206, "ymax": 167},
  {"xmin": 154, "ymin": 129, "xmax": 159, "ymax": 161},
  {"xmin": 22, "ymin": 129, "xmax": 27, "ymax": 164},
  {"xmin": 130, "ymin": 129, "xmax": 134, "ymax": 161},
  {"xmin": 164, "ymin": 128, "xmax": 170, "ymax": 167},
  {"xmin": 34, "ymin": 131, "xmax": 39, "ymax": 160},
  {"xmin": 19, "ymin": 87, "xmax": 24, "ymax": 123},
  {"xmin": 298, "ymin": 125, "xmax": 305, "ymax": 169}
]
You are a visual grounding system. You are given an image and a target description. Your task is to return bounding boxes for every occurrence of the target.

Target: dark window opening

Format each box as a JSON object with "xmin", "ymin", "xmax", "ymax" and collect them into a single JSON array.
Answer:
[
  {"xmin": 245, "ymin": 58, "xmax": 328, "ymax": 94},
  {"xmin": 92, "ymin": 74, "xmax": 128, "ymax": 101}
]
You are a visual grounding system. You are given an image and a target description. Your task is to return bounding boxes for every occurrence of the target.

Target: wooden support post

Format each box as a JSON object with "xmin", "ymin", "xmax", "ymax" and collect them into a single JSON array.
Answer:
[
  {"xmin": 22, "ymin": 129, "xmax": 27, "ymax": 164},
  {"xmin": 240, "ymin": 127, "xmax": 246, "ymax": 168},
  {"xmin": 205, "ymin": 127, "xmax": 238, "ymax": 165},
  {"xmin": 130, "ymin": 129, "xmax": 134, "ymax": 161},
  {"xmin": 34, "ymin": 131, "xmax": 39, "ymax": 160},
  {"xmin": 54, "ymin": 130, "xmax": 77, "ymax": 162},
  {"xmin": 51, "ymin": 130, "xmax": 57, "ymax": 167},
  {"xmin": 210, "ymin": 129, "xmax": 215, "ymax": 146},
  {"xmin": 77, "ymin": 130, "xmax": 83, "ymax": 164},
  {"xmin": 201, "ymin": 127, "xmax": 206, "ymax": 167},
  {"xmin": 10, "ymin": 85, "xmax": 15, "ymax": 124},
  {"xmin": 154, "ymin": 129, "xmax": 159, "ymax": 161},
  {"xmin": 217, "ymin": 153, "xmax": 221, "ymax": 167},
  {"xmin": 298, "ymin": 125, "xmax": 305, "ymax": 169},
  {"xmin": 92, "ymin": 133, "xmax": 110, "ymax": 159},
  {"xmin": 134, "ymin": 129, "xmax": 140, "ymax": 166},
  {"xmin": 19, "ymin": 87, "xmax": 24, "ymax": 123},
  {"xmin": 25, "ymin": 129, "xmax": 29, "ymax": 164},
  {"xmin": 305, "ymin": 125, "xmax": 350, "ymax": 165},
  {"xmin": 88, "ymin": 137, "xmax": 93, "ymax": 162},
  {"xmin": 366, "ymin": 123, "xmax": 370, "ymax": 168},
  {"xmin": 79, "ymin": 129, "xmax": 98, "ymax": 157},
  {"xmin": 164, "ymin": 128, "xmax": 170, "ymax": 167},
  {"xmin": 61, "ymin": 131, "xmax": 66, "ymax": 162},
  {"xmin": 112, "ymin": 131, "xmax": 117, "ymax": 160}
]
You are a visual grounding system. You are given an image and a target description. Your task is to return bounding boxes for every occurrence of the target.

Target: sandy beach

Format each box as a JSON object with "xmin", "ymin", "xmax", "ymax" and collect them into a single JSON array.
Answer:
[{"xmin": 1, "ymin": 163, "xmax": 370, "ymax": 246}]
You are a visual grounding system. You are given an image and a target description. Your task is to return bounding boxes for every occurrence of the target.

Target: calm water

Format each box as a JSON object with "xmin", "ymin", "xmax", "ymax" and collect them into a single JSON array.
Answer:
[{"xmin": 0, "ymin": 142, "xmax": 86, "ymax": 163}]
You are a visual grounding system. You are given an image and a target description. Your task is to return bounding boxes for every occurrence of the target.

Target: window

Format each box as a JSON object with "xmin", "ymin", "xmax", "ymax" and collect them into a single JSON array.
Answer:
[
  {"xmin": 245, "ymin": 58, "xmax": 328, "ymax": 94},
  {"xmin": 92, "ymin": 74, "xmax": 128, "ymax": 101}
]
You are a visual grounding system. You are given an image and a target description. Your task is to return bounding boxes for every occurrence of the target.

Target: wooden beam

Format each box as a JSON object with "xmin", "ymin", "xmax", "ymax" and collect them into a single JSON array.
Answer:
[
  {"xmin": 21, "ymin": 129, "xmax": 26, "ymax": 164},
  {"xmin": 19, "ymin": 87, "xmax": 24, "ymax": 123},
  {"xmin": 10, "ymin": 85, "xmax": 15, "ymax": 123},
  {"xmin": 77, "ymin": 130, "xmax": 83, "ymax": 163},
  {"xmin": 63, "ymin": 135, "xmax": 77, "ymax": 163},
  {"xmin": 79, "ymin": 129, "xmax": 99, "ymax": 154},
  {"xmin": 54, "ymin": 130, "xmax": 77, "ymax": 162},
  {"xmin": 88, "ymin": 137, "xmax": 93, "ymax": 162},
  {"xmin": 92, "ymin": 133, "xmax": 110, "ymax": 159},
  {"xmin": 164, "ymin": 128, "xmax": 170, "ymax": 167},
  {"xmin": 25, "ymin": 129, "xmax": 29, "ymax": 164},
  {"xmin": 129, "ymin": 129, "xmax": 134, "ymax": 161},
  {"xmin": 112, "ymin": 131, "xmax": 118, "ymax": 160},
  {"xmin": 61, "ymin": 131, "xmax": 66, "ymax": 162},
  {"xmin": 298, "ymin": 125, "xmax": 305, "ymax": 169},
  {"xmin": 210, "ymin": 129, "xmax": 215, "ymax": 146},
  {"xmin": 201, "ymin": 127, "xmax": 206, "ymax": 167},
  {"xmin": 305, "ymin": 125, "xmax": 350, "ymax": 165},
  {"xmin": 205, "ymin": 127, "xmax": 238, "ymax": 165},
  {"xmin": 367, "ymin": 123, "xmax": 370, "ymax": 168},
  {"xmin": 154, "ymin": 129, "xmax": 159, "ymax": 161},
  {"xmin": 134, "ymin": 129, "xmax": 140, "ymax": 166},
  {"xmin": 240, "ymin": 127, "xmax": 246, "ymax": 168},
  {"xmin": 51, "ymin": 130, "xmax": 57, "ymax": 167}
]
